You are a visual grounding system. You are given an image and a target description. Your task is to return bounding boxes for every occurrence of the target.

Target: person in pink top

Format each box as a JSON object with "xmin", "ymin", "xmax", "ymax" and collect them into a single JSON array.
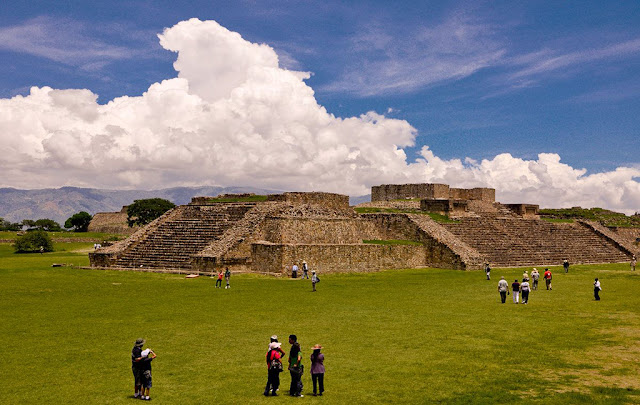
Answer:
[{"xmin": 310, "ymin": 344, "xmax": 325, "ymax": 396}]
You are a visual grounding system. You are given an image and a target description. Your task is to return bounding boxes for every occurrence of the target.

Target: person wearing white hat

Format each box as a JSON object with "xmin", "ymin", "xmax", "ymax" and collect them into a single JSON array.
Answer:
[
  {"xmin": 311, "ymin": 271, "xmax": 320, "ymax": 292},
  {"xmin": 265, "ymin": 342, "xmax": 285, "ymax": 396}
]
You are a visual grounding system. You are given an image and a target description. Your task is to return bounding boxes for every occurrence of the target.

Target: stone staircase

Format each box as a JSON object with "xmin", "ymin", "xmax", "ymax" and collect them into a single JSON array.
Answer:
[
  {"xmin": 112, "ymin": 203, "xmax": 256, "ymax": 269},
  {"xmin": 442, "ymin": 217, "xmax": 630, "ymax": 267}
]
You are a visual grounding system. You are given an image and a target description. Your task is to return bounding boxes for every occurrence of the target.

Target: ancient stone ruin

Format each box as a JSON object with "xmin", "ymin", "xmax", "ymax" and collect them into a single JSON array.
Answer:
[{"xmin": 89, "ymin": 185, "xmax": 637, "ymax": 274}]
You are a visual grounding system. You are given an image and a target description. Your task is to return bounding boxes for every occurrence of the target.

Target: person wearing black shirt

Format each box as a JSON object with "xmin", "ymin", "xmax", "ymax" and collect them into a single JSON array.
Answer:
[
  {"xmin": 131, "ymin": 338, "xmax": 145, "ymax": 398},
  {"xmin": 288, "ymin": 335, "xmax": 303, "ymax": 397}
]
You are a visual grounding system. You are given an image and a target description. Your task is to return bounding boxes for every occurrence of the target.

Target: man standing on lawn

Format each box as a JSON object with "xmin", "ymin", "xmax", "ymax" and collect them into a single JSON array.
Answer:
[
  {"xmin": 288, "ymin": 335, "xmax": 303, "ymax": 397},
  {"xmin": 498, "ymin": 277, "xmax": 509, "ymax": 304},
  {"xmin": 544, "ymin": 268, "xmax": 553, "ymax": 290},
  {"xmin": 131, "ymin": 338, "xmax": 145, "ymax": 398}
]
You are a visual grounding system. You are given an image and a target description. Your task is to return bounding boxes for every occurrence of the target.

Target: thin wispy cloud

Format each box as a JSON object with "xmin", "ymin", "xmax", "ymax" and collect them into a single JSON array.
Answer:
[
  {"xmin": 0, "ymin": 16, "xmax": 134, "ymax": 69},
  {"xmin": 320, "ymin": 14, "xmax": 506, "ymax": 97}
]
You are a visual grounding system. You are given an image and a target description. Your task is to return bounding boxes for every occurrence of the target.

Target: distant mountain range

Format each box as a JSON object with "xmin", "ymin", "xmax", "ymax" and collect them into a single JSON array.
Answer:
[{"xmin": 0, "ymin": 186, "xmax": 371, "ymax": 225}]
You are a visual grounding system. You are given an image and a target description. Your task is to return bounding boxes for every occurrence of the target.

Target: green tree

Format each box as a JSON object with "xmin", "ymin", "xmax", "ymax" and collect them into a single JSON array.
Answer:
[
  {"xmin": 0, "ymin": 218, "xmax": 21, "ymax": 231},
  {"xmin": 13, "ymin": 230, "xmax": 54, "ymax": 253},
  {"xmin": 21, "ymin": 219, "xmax": 36, "ymax": 229},
  {"xmin": 64, "ymin": 211, "xmax": 93, "ymax": 232},
  {"xmin": 127, "ymin": 198, "xmax": 176, "ymax": 227},
  {"xmin": 34, "ymin": 218, "xmax": 62, "ymax": 232}
]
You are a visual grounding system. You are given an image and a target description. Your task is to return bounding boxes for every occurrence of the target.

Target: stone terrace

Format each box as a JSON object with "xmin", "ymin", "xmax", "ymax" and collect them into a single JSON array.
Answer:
[{"xmin": 442, "ymin": 217, "xmax": 631, "ymax": 267}]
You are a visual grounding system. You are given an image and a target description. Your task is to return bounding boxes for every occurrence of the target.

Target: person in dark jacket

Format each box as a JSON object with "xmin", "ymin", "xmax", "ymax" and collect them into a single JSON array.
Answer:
[{"xmin": 288, "ymin": 335, "xmax": 303, "ymax": 397}]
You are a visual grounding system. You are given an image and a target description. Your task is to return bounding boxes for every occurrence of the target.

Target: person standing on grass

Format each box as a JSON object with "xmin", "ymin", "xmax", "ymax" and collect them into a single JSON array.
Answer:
[
  {"xmin": 265, "ymin": 342, "xmax": 284, "ymax": 396},
  {"xmin": 224, "ymin": 267, "xmax": 231, "ymax": 289},
  {"xmin": 310, "ymin": 344, "xmax": 325, "ymax": 396},
  {"xmin": 484, "ymin": 262, "xmax": 491, "ymax": 280},
  {"xmin": 531, "ymin": 268, "xmax": 540, "ymax": 290},
  {"xmin": 543, "ymin": 268, "xmax": 553, "ymax": 290},
  {"xmin": 288, "ymin": 335, "xmax": 303, "ymax": 397},
  {"xmin": 131, "ymin": 338, "xmax": 145, "ymax": 399},
  {"xmin": 521, "ymin": 279, "xmax": 531, "ymax": 304},
  {"xmin": 292, "ymin": 263, "xmax": 299, "ymax": 279},
  {"xmin": 302, "ymin": 261, "xmax": 309, "ymax": 279},
  {"xmin": 311, "ymin": 270, "xmax": 319, "ymax": 292},
  {"xmin": 563, "ymin": 259, "xmax": 570, "ymax": 273},
  {"xmin": 215, "ymin": 269, "xmax": 223, "ymax": 288},
  {"xmin": 139, "ymin": 347, "xmax": 156, "ymax": 401},
  {"xmin": 512, "ymin": 279, "xmax": 521, "ymax": 304},
  {"xmin": 632, "ymin": 255, "xmax": 636, "ymax": 271},
  {"xmin": 594, "ymin": 278, "xmax": 602, "ymax": 301},
  {"xmin": 498, "ymin": 277, "xmax": 509, "ymax": 304}
]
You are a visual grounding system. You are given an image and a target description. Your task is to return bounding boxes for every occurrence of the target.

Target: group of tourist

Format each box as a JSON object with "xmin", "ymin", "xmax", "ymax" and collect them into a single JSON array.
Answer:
[
  {"xmin": 264, "ymin": 335, "xmax": 325, "ymax": 398},
  {"xmin": 495, "ymin": 259, "xmax": 613, "ymax": 303},
  {"xmin": 290, "ymin": 261, "xmax": 321, "ymax": 292}
]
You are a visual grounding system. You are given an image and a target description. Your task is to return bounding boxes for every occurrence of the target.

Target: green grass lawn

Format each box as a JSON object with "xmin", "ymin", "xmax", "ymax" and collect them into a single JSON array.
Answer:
[{"xmin": 1, "ymin": 243, "xmax": 639, "ymax": 404}]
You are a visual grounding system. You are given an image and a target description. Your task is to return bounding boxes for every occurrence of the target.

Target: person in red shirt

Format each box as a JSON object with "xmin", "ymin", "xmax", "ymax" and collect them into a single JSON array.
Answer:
[
  {"xmin": 543, "ymin": 268, "xmax": 552, "ymax": 290},
  {"xmin": 215, "ymin": 270, "xmax": 223, "ymax": 288},
  {"xmin": 264, "ymin": 342, "xmax": 285, "ymax": 396}
]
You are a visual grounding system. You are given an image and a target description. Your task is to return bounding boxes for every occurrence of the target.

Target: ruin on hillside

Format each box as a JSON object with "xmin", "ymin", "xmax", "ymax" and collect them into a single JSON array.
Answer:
[{"xmin": 89, "ymin": 185, "xmax": 638, "ymax": 274}]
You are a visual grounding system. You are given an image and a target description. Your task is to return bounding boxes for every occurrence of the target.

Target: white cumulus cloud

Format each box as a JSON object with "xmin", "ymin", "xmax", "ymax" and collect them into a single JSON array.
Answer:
[{"xmin": 0, "ymin": 18, "xmax": 638, "ymax": 214}]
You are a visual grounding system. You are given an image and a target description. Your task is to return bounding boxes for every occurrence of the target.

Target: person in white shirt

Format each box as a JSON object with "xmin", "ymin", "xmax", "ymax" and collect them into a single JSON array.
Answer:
[
  {"xmin": 520, "ymin": 280, "xmax": 531, "ymax": 304},
  {"xmin": 594, "ymin": 278, "xmax": 602, "ymax": 301},
  {"xmin": 497, "ymin": 277, "xmax": 509, "ymax": 304}
]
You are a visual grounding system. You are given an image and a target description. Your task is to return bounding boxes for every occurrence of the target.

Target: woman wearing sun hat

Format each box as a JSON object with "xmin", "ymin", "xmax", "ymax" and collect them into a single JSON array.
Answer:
[{"xmin": 310, "ymin": 344, "xmax": 325, "ymax": 396}]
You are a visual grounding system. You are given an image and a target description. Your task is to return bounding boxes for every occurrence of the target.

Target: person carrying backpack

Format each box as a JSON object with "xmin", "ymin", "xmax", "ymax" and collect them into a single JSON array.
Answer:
[
  {"xmin": 264, "ymin": 342, "xmax": 285, "ymax": 396},
  {"xmin": 311, "ymin": 271, "xmax": 320, "ymax": 292}
]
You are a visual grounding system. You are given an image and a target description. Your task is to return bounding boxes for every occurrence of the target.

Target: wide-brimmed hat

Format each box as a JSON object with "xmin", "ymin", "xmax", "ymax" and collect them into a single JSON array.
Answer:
[
  {"xmin": 312, "ymin": 270, "xmax": 316, "ymax": 273},
  {"xmin": 311, "ymin": 344, "xmax": 323, "ymax": 350},
  {"xmin": 270, "ymin": 335, "xmax": 278, "ymax": 341},
  {"xmin": 270, "ymin": 342, "xmax": 282, "ymax": 349},
  {"xmin": 135, "ymin": 338, "xmax": 145, "ymax": 347}
]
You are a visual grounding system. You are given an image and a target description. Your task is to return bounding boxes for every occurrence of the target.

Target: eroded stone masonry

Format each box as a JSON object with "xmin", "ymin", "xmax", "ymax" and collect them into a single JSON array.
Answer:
[{"xmin": 89, "ymin": 185, "xmax": 638, "ymax": 274}]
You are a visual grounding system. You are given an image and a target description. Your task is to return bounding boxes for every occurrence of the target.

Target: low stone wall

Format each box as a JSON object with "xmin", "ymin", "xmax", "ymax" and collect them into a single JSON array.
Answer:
[
  {"xmin": 259, "ymin": 217, "xmax": 383, "ymax": 244},
  {"xmin": 251, "ymin": 242, "xmax": 427, "ymax": 273},
  {"xmin": 449, "ymin": 187, "xmax": 495, "ymax": 202},
  {"xmin": 420, "ymin": 199, "xmax": 468, "ymax": 215},
  {"xmin": 371, "ymin": 183, "xmax": 449, "ymax": 201},
  {"xmin": 504, "ymin": 204, "xmax": 539, "ymax": 217},
  {"xmin": 267, "ymin": 192, "xmax": 349, "ymax": 210}
]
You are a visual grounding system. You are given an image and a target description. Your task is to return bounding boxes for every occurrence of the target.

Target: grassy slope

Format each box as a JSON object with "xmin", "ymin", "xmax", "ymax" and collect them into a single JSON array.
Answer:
[{"xmin": 0, "ymin": 243, "xmax": 638, "ymax": 404}]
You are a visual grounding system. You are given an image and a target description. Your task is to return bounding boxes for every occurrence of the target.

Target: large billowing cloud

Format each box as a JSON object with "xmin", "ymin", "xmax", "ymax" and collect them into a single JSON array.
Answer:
[{"xmin": 0, "ymin": 19, "xmax": 638, "ymax": 213}]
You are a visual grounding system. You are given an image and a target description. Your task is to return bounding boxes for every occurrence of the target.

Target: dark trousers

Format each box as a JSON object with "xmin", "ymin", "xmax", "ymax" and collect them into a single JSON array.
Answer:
[
  {"xmin": 289, "ymin": 370, "xmax": 302, "ymax": 396},
  {"xmin": 264, "ymin": 369, "xmax": 280, "ymax": 395},
  {"xmin": 303, "ymin": 270, "xmax": 309, "ymax": 279},
  {"xmin": 594, "ymin": 287, "xmax": 600, "ymax": 301},
  {"xmin": 312, "ymin": 373, "xmax": 324, "ymax": 394},
  {"xmin": 500, "ymin": 291, "xmax": 507, "ymax": 303},
  {"xmin": 533, "ymin": 280, "xmax": 538, "ymax": 290},
  {"xmin": 216, "ymin": 279, "xmax": 222, "ymax": 287},
  {"xmin": 522, "ymin": 290, "xmax": 530, "ymax": 303}
]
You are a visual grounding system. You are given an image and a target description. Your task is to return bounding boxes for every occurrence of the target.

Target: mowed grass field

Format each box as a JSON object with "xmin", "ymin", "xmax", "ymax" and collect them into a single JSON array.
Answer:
[{"xmin": 1, "ymin": 241, "xmax": 639, "ymax": 404}]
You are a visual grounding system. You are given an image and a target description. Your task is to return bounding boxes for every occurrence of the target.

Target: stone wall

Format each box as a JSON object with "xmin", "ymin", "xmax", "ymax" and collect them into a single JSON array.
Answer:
[
  {"xmin": 266, "ymin": 192, "xmax": 350, "ymax": 210},
  {"xmin": 449, "ymin": 187, "xmax": 495, "ymax": 202},
  {"xmin": 258, "ymin": 217, "xmax": 383, "ymax": 244},
  {"xmin": 371, "ymin": 183, "xmax": 449, "ymax": 201},
  {"xmin": 251, "ymin": 242, "xmax": 427, "ymax": 273},
  {"xmin": 420, "ymin": 199, "xmax": 468, "ymax": 215},
  {"xmin": 504, "ymin": 204, "xmax": 539, "ymax": 217},
  {"xmin": 88, "ymin": 206, "xmax": 138, "ymax": 234}
]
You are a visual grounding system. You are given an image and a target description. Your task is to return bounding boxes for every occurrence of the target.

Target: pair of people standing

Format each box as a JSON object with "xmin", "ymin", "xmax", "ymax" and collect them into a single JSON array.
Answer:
[
  {"xmin": 291, "ymin": 261, "xmax": 310, "ymax": 279},
  {"xmin": 214, "ymin": 268, "xmax": 231, "ymax": 288},
  {"xmin": 264, "ymin": 335, "xmax": 325, "ymax": 397},
  {"xmin": 131, "ymin": 338, "xmax": 156, "ymax": 400}
]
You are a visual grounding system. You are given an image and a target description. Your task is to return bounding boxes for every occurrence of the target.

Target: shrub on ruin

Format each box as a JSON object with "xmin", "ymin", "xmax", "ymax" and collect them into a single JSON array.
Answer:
[
  {"xmin": 64, "ymin": 211, "xmax": 93, "ymax": 232},
  {"xmin": 13, "ymin": 230, "xmax": 54, "ymax": 253},
  {"xmin": 127, "ymin": 198, "xmax": 176, "ymax": 227}
]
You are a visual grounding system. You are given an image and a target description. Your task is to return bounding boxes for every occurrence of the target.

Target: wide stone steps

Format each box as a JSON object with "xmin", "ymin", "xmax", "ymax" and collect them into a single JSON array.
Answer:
[
  {"xmin": 113, "ymin": 203, "xmax": 257, "ymax": 269},
  {"xmin": 443, "ymin": 218, "xmax": 629, "ymax": 267}
]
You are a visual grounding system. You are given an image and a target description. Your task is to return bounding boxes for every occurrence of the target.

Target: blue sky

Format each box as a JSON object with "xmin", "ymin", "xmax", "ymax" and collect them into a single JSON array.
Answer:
[{"xmin": 0, "ymin": 1, "xmax": 639, "ymax": 211}]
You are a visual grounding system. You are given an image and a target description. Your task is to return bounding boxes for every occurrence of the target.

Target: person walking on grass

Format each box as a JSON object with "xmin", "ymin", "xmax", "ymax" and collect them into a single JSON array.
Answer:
[
  {"xmin": 563, "ymin": 259, "xmax": 570, "ymax": 273},
  {"xmin": 512, "ymin": 279, "xmax": 521, "ymax": 304},
  {"xmin": 302, "ymin": 261, "xmax": 309, "ymax": 279},
  {"xmin": 522, "ymin": 270, "xmax": 529, "ymax": 282},
  {"xmin": 288, "ymin": 335, "xmax": 304, "ymax": 397},
  {"xmin": 521, "ymin": 278, "xmax": 531, "ymax": 304},
  {"xmin": 543, "ymin": 268, "xmax": 553, "ymax": 290},
  {"xmin": 215, "ymin": 270, "xmax": 223, "ymax": 288},
  {"xmin": 131, "ymin": 338, "xmax": 145, "ymax": 399},
  {"xmin": 224, "ymin": 267, "xmax": 231, "ymax": 289},
  {"xmin": 632, "ymin": 255, "xmax": 636, "ymax": 272},
  {"xmin": 498, "ymin": 277, "xmax": 510, "ymax": 304},
  {"xmin": 484, "ymin": 262, "xmax": 491, "ymax": 280},
  {"xmin": 531, "ymin": 268, "xmax": 540, "ymax": 290},
  {"xmin": 594, "ymin": 278, "xmax": 602, "ymax": 301},
  {"xmin": 265, "ymin": 342, "xmax": 284, "ymax": 396},
  {"xmin": 139, "ymin": 347, "xmax": 156, "ymax": 401},
  {"xmin": 311, "ymin": 270, "xmax": 319, "ymax": 292},
  {"xmin": 310, "ymin": 344, "xmax": 325, "ymax": 396}
]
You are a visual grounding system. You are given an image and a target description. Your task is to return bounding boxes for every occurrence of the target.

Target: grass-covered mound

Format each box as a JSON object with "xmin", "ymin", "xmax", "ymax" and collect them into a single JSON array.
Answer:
[
  {"xmin": 0, "ymin": 242, "xmax": 638, "ymax": 404},
  {"xmin": 540, "ymin": 207, "xmax": 640, "ymax": 227}
]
